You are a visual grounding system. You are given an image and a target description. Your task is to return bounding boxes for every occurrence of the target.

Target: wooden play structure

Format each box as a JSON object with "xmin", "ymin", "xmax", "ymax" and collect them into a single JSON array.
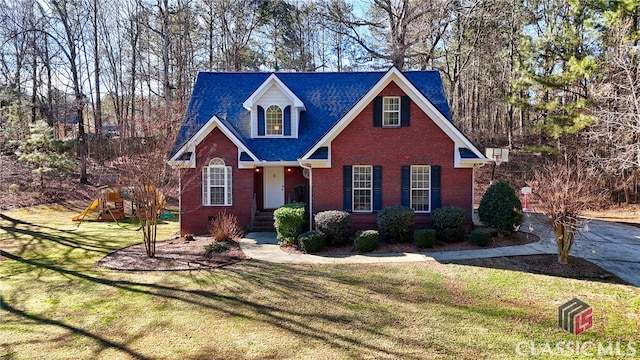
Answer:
[
  {"xmin": 72, "ymin": 183, "xmax": 167, "ymax": 223},
  {"xmin": 72, "ymin": 185, "xmax": 131, "ymax": 222}
]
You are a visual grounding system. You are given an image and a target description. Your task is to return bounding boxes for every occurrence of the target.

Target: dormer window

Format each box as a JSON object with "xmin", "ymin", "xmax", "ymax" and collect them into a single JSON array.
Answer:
[
  {"xmin": 244, "ymin": 74, "xmax": 305, "ymax": 138},
  {"xmin": 383, "ymin": 96, "xmax": 400, "ymax": 127},
  {"xmin": 266, "ymin": 105, "xmax": 283, "ymax": 135}
]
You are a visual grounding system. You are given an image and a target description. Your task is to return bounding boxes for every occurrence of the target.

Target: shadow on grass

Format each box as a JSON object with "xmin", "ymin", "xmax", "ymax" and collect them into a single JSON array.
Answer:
[
  {"xmin": 0, "ymin": 248, "xmax": 423, "ymax": 359},
  {"xmin": 2, "ymin": 209, "xmax": 613, "ymax": 359},
  {"xmin": 0, "ymin": 243, "xmax": 552, "ymax": 359},
  {"xmin": 0, "ymin": 296, "xmax": 153, "ymax": 360}
]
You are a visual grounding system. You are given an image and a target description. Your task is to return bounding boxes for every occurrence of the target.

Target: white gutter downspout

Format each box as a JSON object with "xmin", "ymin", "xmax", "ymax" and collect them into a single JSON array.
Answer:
[{"xmin": 300, "ymin": 162, "xmax": 313, "ymax": 231}]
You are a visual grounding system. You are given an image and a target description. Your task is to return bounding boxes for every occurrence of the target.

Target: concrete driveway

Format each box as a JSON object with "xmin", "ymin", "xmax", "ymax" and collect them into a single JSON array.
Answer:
[{"xmin": 239, "ymin": 213, "xmax": 640, "ymax": 287}]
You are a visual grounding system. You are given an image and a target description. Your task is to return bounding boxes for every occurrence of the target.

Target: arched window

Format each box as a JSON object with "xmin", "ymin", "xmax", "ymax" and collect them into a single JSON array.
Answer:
[
  {"xmin": 265, "ymin": 105, "xmax": 283, "ymax": 135},
  {"xmin": 202, "ymin": 158, "xmax": 232, "ymax": 206}
]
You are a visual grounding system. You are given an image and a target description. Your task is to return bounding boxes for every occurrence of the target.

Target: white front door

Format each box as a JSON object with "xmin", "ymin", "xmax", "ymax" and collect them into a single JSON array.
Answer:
[{"xmin": 264, "ymin": 167, "xmax": 285, "ymax": 209}]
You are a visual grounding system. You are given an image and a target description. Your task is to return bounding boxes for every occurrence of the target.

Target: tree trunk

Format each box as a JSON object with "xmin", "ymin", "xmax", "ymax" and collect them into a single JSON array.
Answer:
[{"xmin": 553, "ymin": 219, "xmax": 576, "ymax": 264}]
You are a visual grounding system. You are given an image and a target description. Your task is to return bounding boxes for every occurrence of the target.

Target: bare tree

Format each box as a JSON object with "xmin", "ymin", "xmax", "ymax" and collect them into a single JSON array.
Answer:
[
  {"xmin": 527, "ymin": 158, "xmax": 604, "ymax": 264},
  {"xmin": 324, "ymin": 0, "xmax": 427, "ymax": 69},
  {"xmin": 585, "ymin": 19, "xmax": 640, "ymax": 204},
  {"xmin": 45, "ymin": 0, "xmax": 90, "ymax": 183},
  {"xmin": 114, "ymin": 99, "xmax": 184, "ymax": 257}
]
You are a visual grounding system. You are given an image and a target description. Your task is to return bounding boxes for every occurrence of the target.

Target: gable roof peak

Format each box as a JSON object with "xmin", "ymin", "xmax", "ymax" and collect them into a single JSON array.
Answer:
[{"xmin": 242, "ymin": 73, "xmax": 305, "ymax": 110}]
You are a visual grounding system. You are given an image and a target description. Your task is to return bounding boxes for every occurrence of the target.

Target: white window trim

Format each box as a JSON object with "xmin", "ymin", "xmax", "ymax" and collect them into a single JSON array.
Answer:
[
  {"xmin": 265, "ymin": 105, "xmax": 283, "ymax": 136},
  {"xmin": 382, "ymin": 96, "xmax": 401, "ymax": 127},
  {"xmin": 410, "ymin": 165, "xmax": 431, "ymax": 213},
  {"xmin": 352, "ymin": 165, "xmax": 372, "ymax": 212},
  {"xmin": 202, "ymin": 158, "xmax": 232, "ymax": 206}
]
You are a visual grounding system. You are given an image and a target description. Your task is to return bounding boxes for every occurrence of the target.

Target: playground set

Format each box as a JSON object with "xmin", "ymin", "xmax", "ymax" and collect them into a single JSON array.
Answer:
[
  {"xmin": 72, "ymin": 172, "xmax": 167, "ymax": 223},
  {"xmin": 72, "ymin": 184, "xmax": 133, "ymax": 222}
]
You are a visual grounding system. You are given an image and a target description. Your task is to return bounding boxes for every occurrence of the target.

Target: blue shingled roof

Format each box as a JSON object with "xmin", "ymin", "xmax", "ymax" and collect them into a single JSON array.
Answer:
[{"xmin": 171, "ymin": 70, "xmax": 453, "ymax": 162}]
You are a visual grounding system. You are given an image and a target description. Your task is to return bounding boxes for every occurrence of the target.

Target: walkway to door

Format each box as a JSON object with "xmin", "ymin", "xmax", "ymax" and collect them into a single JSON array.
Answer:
[{"xmin": 239, "ymin": 215, "xmax": 640, "ymax": 287}]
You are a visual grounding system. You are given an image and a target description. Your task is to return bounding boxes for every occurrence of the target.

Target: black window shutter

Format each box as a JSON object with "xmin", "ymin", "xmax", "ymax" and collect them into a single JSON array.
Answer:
[
  {"xmin": 343, "ymin": 165, "xmax": 352, "ymax": 212},
  {"xmin": 401, "ymin": 166, "xmax": 410, "ymax": 207},
  {"xmin": 257, "ymin": 106, "xmax": 265, "ymax": 136},
  {"xmin": 401, "ymin": 96, "xmax": 410, "ymax": 126},
  {"xmin": 373, "ymin": 97, "xmax": 382, "ymax": 127},
  {"xmin": 431, "ymin": 165, "xmax": 441, "ymax": 211},
  {"xmin": 284, "ymin": 105, "xmax": 291, "ymax": 136},
  {"xmin": 373, "ymin": 166, "xmax": 382, "ymax": 211}
]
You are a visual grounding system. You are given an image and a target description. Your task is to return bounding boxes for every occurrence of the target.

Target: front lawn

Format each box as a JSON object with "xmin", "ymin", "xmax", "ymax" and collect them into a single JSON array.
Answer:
[{"xmin": 1, "ymin": 206, "xmax": 638, "ymax": 359}]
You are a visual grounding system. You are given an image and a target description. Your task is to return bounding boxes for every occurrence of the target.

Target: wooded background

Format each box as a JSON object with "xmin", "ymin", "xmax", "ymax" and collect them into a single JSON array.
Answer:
[{"xmin": 1, "ymin": 0, "xmax": 639, "ymax": 203}]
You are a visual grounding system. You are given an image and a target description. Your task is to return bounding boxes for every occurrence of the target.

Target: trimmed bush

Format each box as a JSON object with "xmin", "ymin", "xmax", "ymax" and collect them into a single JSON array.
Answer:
[
  {"xmin": 274, "ymin": 203, "xmax": 306, "ymax": 244},
  {"xmin": 432, "ymin": 206, "xmax": 465, "ymax": 229},
  {"xmin": 297, "ymin": 230, "xmax": 326, "ymax": 253},
  {"xmin": 414, "ymin": 229, "xmax": 436, "ymax": 249},
  {"xmin": 354, "ymin": 230, "xmax": 379, "ymax": 252},
  {"xmin": 470, "ymin": 230, "xmax": 491, "ymax": 247},
  {"xmin": 432, "ymin": 206, "xmax": 466, "ymax": 243},
  {"xmin": 314, "ymin": 210, "xmax": 351, "ymax": 245},
  {"xmin": 438, "ymin": 227, "xmax": 465, "ymax": 243},
  {"xmin": 478, "ymin": 180, "xmax": 523, "ymax": 235},
  {"xmin": 377, "ymin": 206, "xmax": 415, "ymax": 243},
  {"xmin": 204, "ymin": 241, "xmax": 229, "ymax": 257}
]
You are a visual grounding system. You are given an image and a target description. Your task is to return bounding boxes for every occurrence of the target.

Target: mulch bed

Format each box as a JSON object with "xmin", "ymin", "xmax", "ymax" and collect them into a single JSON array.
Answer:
[
  {"xmin": 280, "ymin": 231, "xmax": 629, "ymax": 285},
  {"xmin": 95, "ymin": 230, "xmax": 629, "ymax": 285},
  {"xmin": 96, "ymin": 235, "xmax": 247, "ymax": 271},
  {"xmin": 282, "ymin": 231, "xmax": 539, "ymax": 256}
]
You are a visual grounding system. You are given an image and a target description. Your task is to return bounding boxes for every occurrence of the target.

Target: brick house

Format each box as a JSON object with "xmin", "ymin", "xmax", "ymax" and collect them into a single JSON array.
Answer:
[{"xmin": 168, "ymin": 68, "xmax": 488, "ymax": 235}]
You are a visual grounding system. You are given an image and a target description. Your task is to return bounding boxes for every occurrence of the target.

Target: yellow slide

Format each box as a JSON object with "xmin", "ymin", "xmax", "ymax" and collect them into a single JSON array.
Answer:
[{"xmin": 72, "ymin": 199, "xmax": 100, "ymax": 221}]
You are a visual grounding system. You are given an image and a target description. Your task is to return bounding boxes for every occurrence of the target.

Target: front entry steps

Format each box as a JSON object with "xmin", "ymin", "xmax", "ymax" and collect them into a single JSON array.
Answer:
[{"xmin": 252, "ymin": 210, "xmax": 275, "ymax": 232}]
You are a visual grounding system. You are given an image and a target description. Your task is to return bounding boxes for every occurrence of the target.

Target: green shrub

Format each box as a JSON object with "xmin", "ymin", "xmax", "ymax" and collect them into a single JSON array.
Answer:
[
  {"xmin": 204, "ymin": 241, "xmax": 229, "ymax": 257},
  {"xmin": 438, "ymin": 227, "xmax": 465, "ymax": 243},
  {"xmin": 297, "ymin": 230, "xmax": 326, "ymax": 253},
  {"xmin": 354, "ymin": 230, "xmax": 379, "ymax": 252},
  {"xmin": 432, "ymin": 206, "xmax": 466, "ymax": 243},
  {"xmin": 414, "ymin": 229, "xmax": 436, "ymax": 249},
  {"xmin": 470, "ymin": 230, "xmax": 491, "ymax": 247},
  {"xmin": 376, "ymin": 206, "xmax": 415, "ymax": 243},
  {"xmin": 432, "ymin": 206, "xmax": 465, "ymax": 229},
  {"xmin": 478, "ymin": 180, "xmax": 523, "ymax": 235},
  {"xmin": 273, "ymin": 203, "xmax": 306, "ymax": 244},
  {"xmin": 431, "ymin": 206, "xmax": 465, "ymax": 242},
  {"xmin": 314, "ymin": 210, "xmax": 351, "ymax": 245}
]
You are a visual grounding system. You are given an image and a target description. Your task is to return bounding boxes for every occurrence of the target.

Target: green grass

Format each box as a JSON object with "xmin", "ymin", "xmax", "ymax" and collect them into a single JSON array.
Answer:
[{"xmin": 1, "ymin": 206, "xmax": 639, "ymax": 359}]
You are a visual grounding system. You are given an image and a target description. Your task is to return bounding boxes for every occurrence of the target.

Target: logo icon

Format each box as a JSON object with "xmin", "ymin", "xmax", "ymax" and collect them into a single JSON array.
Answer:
[{"xmin": 558, "ymin": 298, "xmax": 592, "ymax": 335}]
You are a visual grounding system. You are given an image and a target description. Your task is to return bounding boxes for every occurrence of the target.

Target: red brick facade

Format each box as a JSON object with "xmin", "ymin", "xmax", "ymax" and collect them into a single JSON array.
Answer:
[
  {"xmin": 179, "ymin": 128, "xmax": 254, "ymax": 235},
  {"xmin": 312, "ymin": 82, "xmax": 473, "ymax": 231},
  {"xmin": 178, "ymin": 81, "xmax": 473, "ymax": 235}
]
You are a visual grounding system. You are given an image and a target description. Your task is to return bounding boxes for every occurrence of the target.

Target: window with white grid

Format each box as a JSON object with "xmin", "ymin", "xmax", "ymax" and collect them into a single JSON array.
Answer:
[
  {"xmin": 411, "ymin": 165, "xmax": 430, "ymax": 212},
  {"xmin": 352, "ymin": 165, "xmax": 372, "ymax": 212},
  {"xmin": 266, "ymin": 105, "xmax": 283, "ymax": 135},
  {"xmin": 383, "ymin": 96, "xmax": 400, "ymax": 127},
  {"xmin": 202, "ymin": 158, "xmax": 232, "ymax": 206}
]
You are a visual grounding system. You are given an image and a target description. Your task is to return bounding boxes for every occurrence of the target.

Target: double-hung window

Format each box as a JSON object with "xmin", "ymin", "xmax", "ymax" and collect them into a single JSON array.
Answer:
[
  {"xmin": 382, "ymin": 96, "xmax": 400, "ymax": 127},
  {"xmin": 265, "ymin": 105, "xmax": 283, "ymax": 135},
  {"xmin": 352, "ymin": 165, "xmax": 372, "ymax": 212},
  {"xmin": 202, "ymin": 158, "xmax": 232, "ymax": 206},
  {"xmin": 410, "ymin": 165, "xmax": 430, "ymax": 212}
]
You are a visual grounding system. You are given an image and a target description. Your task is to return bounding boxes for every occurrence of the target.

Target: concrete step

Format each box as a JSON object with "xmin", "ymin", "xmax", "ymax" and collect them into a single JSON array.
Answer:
[{"xmin": 252, "ymin": 211, "xmax": 275, "ymax": 232}]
